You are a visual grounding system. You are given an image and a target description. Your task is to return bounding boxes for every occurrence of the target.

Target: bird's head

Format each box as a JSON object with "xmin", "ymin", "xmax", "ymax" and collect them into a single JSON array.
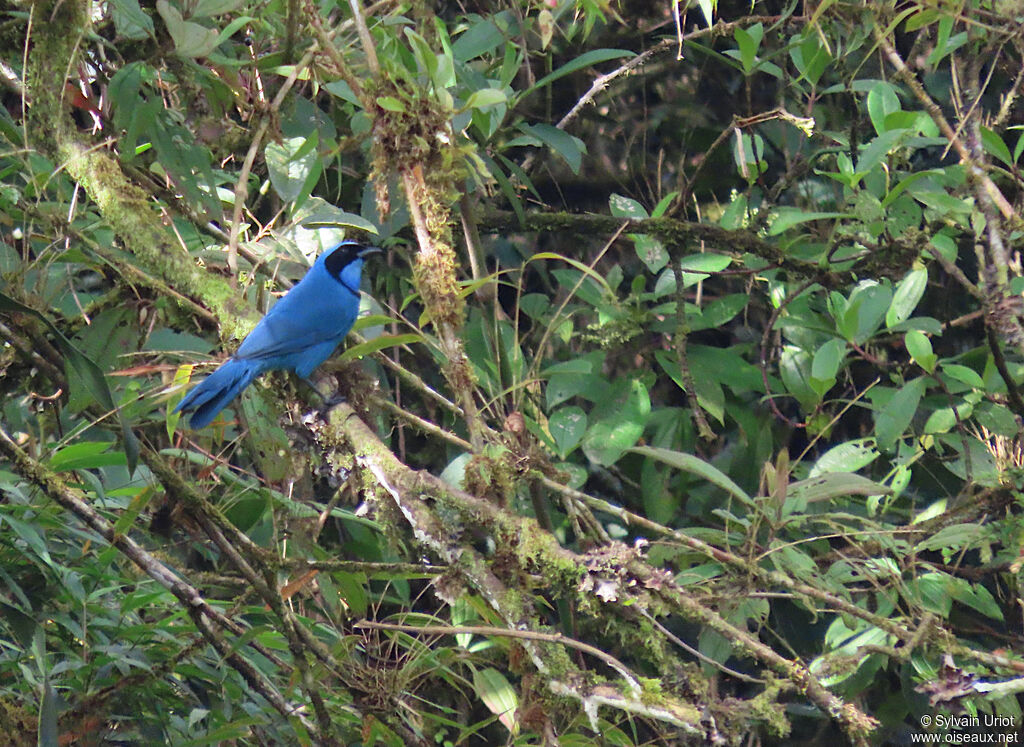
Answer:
[{"xmin": 320, "ymin": 240, "xmax": 382, "ymax": 294}]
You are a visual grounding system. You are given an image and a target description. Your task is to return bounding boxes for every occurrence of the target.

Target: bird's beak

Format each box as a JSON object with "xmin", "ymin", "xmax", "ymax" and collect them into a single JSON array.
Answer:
[{"xmin": 358, "ymin": 245, "xmax": 384, "ymax": 259}]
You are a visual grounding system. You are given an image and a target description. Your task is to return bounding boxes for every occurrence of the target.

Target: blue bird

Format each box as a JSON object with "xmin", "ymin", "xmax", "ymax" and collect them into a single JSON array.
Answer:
[{"xmin": 173, "ymin": 240, "xmax": 381, "ymax": 429}]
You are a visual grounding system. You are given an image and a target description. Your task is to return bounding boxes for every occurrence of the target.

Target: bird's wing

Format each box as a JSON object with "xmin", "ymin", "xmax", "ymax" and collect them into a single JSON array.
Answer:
[{"xmin": 234, "ymin": 292, "xmax": 357, "ymax": 361}]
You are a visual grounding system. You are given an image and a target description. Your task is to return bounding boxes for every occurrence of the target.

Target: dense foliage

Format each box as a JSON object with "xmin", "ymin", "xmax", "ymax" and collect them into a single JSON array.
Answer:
[{"xmin": 1, "ymin": 0, "xmax": 1023, "ymax": 744}]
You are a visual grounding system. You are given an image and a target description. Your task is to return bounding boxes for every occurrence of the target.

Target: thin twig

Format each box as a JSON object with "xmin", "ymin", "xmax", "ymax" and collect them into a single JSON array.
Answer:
[
  {"xmin": 355, "ymin": 621, "xmax": 643, "ymax": 693},
  {"xmin": 227, "ymin": 47, "xmax": 316, "ymax": 279}
]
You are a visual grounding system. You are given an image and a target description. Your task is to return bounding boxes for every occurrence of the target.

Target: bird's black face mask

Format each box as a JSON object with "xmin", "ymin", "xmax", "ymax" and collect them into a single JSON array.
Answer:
[{"xmin": 324, "ymin": 242, "xmax": 382, "ymax": 294}]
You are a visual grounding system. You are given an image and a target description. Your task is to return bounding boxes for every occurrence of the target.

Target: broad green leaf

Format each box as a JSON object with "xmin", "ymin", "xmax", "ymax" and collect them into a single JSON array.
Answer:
[
  {"xmin": 696, "ymin": 0, "xmax": 715, "ymax": 27},
  {"xmin": 975, "ymin": 402, "xmax": 1017, "ymax": 437},
  {"xmin": 905, "ymin": 330, "xmax": 936, "ymax": 373},
  {"xmin": 779, "ymin": 345, "xmax": 818, "ymax": 409},
  {"xmin": 324, "ymin": 80, "xmax": 361, "ymax": 106},
  {"xmin": 464, "ymin": 88, "xmax": 507, "ymax": 110},
  {"xmin": 265, "ymin": 136, "xmax": 318, "ymax": 203},
  {"xmin": 376, "ymin": 96, "xmax": 406, "ymax": 113},
  {"xmin": 110, "ymin": 0, "xmax": 155, "ymax": 39},
  {"xmin": 526, "ymin": 251, "xmax": 614, "ymax": 297},
  {"xmin": 631, "ymin": 445, "xmax": 754, "ymax": 507},
  {"xmin": 609, "ymin": 193, "xmax": 648, "ymax": 219},
  {"xmin": 906, "ymin": 572, "xmax": 953, "ymax": 616},
  {"xmin": 786, "ymin": 472, "xmax": 892, "ymax": 505},
  {"xmin": 886, "ymin": 268, "xmax": 927, "ymax": 328},
  {"xmin": 156, "ymin": 0, "xmax": 219, "ymax": 58},
  {"xmin": 809, "ymin": 439, "xmax": 880, "ymax": 477},
  {"xmin": 941, "ymin": 364, "xmax": 983, "ymax": 390},
  {"xmin": 39, "ymin": 679, "xmax": 58, "ymax": 747},
  {"xmin": 582, "ymin": 379, "xmax": 650, "ymax": 466},
  {"xmin": 924, "ymin": 406, "xmax": 960, "ymax": 434},
  {"xmin": 452, "ymin": 18, "xmax": 504, "ymax": 62},
  {"xmin": 855, "ymin": 129, "xmax": 909, "ymax": 177},
  {"xmin": 548, "ymin": 406, "xmax": 587, "ymax": 458},
  {"xmin": 768, "ymin": 208, "xmax": 847, "ymax": 236},
  {"xmin": 609, "ymin": 194, "xmax": 668, "ymax": 272},
  {"xmin": 654, "ymin": 350, "xmax": 727, "ymax": 423},
  {"xmin": 404, "ymin": 28, "xmax": 438, "ymax": 80},
  {"xmin": 48, "ymin": 441, "xmax": 124, "ymax": 471},
  {"xmin": 0, "ymin": 291, "xmax": 138, "ymax": 474},
  {"xmin": 866, "ymin": 81, "xmax": 901, "ymax": 135},
  {"xmin": 519, "ymin": 124, "xmax": 585, "ymax": 174},
  {"xmin": 688, "ymin": 294, "xmax": 748, "ymax": 331},
  {"xmin": 916, "ymin": 523, "xmax": 985, "ymax": 553},
  {"xmin": 192, "ymin": 0, "xmax": 243, "ymax": 16},
  {"xmin": 472, "ymin": 667, "xmax": 518, "ymax": 734},
  {"xmin": 844, "ymin": 281, "xmax": 892, "ymax": 343},
  {"xmin": 339, "ymin": 333, "xmax": 422, "ymax": 363},
  {"xmin": 526, "ymin": 49, "xmax": 634, "ymax": 97},
  {"xmin": 980, "ymin": 126, "xmax": 1014, "ymax": 167},
  {"xmin": 910, "ymin": 189, "xmax": 973, "ymax": 216},
  {"xmin": 904, "ymin": 8, "xmax": 938, "ymax": 30},
  {"xmin": 810, "ymin": 338, "xmax": 846, "ymax": 397},
  {"xmin": 952, "ymin": 581, "xmax": 1004, "ymax": 621},
  {"xmin": 734, "ymin": 25, "xmax": 761, "ymax": 74},
  {"xmin": 874, "ymin": 377, "xmax": 926, "ymax": 450}
]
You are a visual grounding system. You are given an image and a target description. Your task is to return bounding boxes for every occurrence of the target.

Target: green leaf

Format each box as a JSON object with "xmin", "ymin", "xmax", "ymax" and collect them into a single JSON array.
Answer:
[
  {"xmin": 404, "ymin": 28, "xmax": 438, "ymax": 80},
  {"xmin": 924, "ymin": 406, "xmax": 958, "ymax": 434},
  {"xmin": 324, "ymin": 80, "xmax": 362, "ymax": 106},
  {"xmin": 518, "ymin": 124, "xmax": 585, "ymax": 174},
  {"xmin": 905, "ymin": 330, "xmax": 936, "ymax": 373},
  {"xmin": 904, "ymin": 8, "xmax": 938, "ymax": 30},
  {"xmin": 526, "ymin": 251, "xmax": 614, "ymax": 298},
  {"xmin": 768, "ymin": 208, "xmax": 848, "ymax": 235},
  {"xmin": 844, "ymin": 281, "xmax": 892, "ymax": 344},
  {"xmin": 906, "ymin": 572, "xmax": 953, "ymax": 616},
  {"xmin": 653, "ymin": 349, "xmax": 727, "ymax": 423},
  {"xmin": 874, "ymin": 378, "xmax": 926, "ymax": 450},
  {"xmin": 809, "ymin": 439, "xmax": 880, "ymax": 477},
  {"xmin": 975, "ymin": 402, "xmax": 1018, "ymax": 438},
  {"xmin": 265, "ymin": 135, "xmax": 318, "ymax": 203},
  {"xmin": 548, "ymin": 406, "xmax": 587, "ymax": 458},
  {"xmin": 942, "ymin": 363, "xmax": 984, "ymax": 390},
  {"xmin": 375, "ymin": 96, "xmax": 407, "ymax": 113},
  {"xmin": 779, "ymin": 345, "xmax": 818, "ymax": 409},
  {"xmin": 696, "ymin": 0, "xmax": 715, "ymax": 26},
  {"xmin": 339, "ymin": 333, "xmax": 422, "ymax": 363},
  {"xmin": 980, "ymin": 126, "xmax": 1014, "ymax": 168},
  {"xmin": 110, "ymin": 0, "xmax": 155, "ymax": 39},
  {"xmin": 452, "ymin": 18, "xmax": 504, "ymax": 62},
  {"xmin": 472, "ymin": 667, "xmax": 518, "ymax": 734},
  {"xmin": 688, "ymin": 294, "xmax": 748, "ymax": 331},
  {"xmin": 464, "ymin": 88, "xmax": 508, "ymax": 110},
  {"xmin": 631, "ymin": 445, "xmax": 754, "ymax": 508},
  {"xmin": 0, "ymin": 291, "xmax": 138, "ymax": 474},
  {"xmin": 810, "ymin": 338, "xmax": 846, "ymax": 397},
  {"xmin": 733, "ymin": 25, "xmax": 760, "ymax": 74},
  {"xmin": 786, "ymin": 472, "xmax": 892, "ymax": 507},
  {"xmin": 525, "ymin": 48, "xmax": 634, "ymax": 98},
  {"xmin": 866, "ymin": 81, "xmax": 901, "ymax": 135},
  {"xmin": 855, "ymin": 129, "xmax": 909, "ymax": 177},
  {"xmin": 48, "ymin": 441, "xmax": 124, "ymax": 471},
  {"xmin": 582, "ymin": 379, "xmax": 650, "ymax": 466},
  {"xmin": 608, "ymin": 193, "xmax": 648, "ymax": 219},
  {"xmin": 191, "ymin": 0, "xmax": 243, "ymax": 16},
  {"xmin": 156, "ymin": 0, "xmax": 219, "ymax": 58},
  {"xmin": 886, "ymin": 268, "xmax": 927, "ymax": 327},
  {"xmin": 952, "ymin": 581, "xmax": 1004, "ymax": 621},
  {"xmin": 39, "ymin": 679, "xmax": 58, "ymax": 747}
]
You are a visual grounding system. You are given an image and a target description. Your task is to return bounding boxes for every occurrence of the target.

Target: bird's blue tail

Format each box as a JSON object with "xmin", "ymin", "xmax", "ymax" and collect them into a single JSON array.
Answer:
[{"xmin": 173, "ymin": 358, "xmax": 260, "ymax": 430}]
